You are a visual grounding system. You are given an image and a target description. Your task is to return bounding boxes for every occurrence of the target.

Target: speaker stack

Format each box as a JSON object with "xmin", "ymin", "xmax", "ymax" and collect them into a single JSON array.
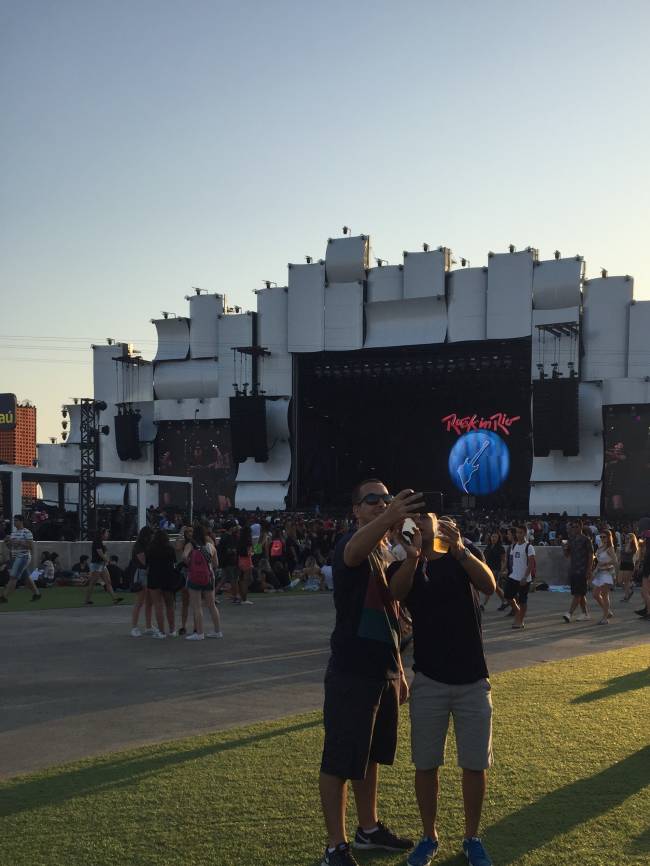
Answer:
[
  {"xmin": 532, "ymin": 378, "xmax": 579, "ymax": 457},
  {"xmin": 114, "ymin": 411, "xmax": 142, "ymax": 460},
  {"xmin": 229, "ymin": 397, "xmax": 268, "ymax": 463}
]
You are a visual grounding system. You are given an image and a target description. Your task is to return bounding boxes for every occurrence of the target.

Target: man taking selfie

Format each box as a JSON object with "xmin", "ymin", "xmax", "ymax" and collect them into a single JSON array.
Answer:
[
  {"xmin": 318, "ymin": 479, "xmax": 424, "ymax": 866},
  {"xmin": 389, "ymin": 513, "xmax": 496, "ymax": 866}
]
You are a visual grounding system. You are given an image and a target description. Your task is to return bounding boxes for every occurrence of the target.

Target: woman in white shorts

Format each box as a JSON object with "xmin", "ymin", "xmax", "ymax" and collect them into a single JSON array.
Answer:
[{"xmin": 592, "ymin": 530, "xmax": 617, "ymax": 624}]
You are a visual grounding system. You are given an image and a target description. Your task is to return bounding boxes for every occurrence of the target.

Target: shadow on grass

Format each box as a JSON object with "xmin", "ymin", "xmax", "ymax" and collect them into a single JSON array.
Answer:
[
  {"xmin": 632, "ymin": 824, "xmax": 650, "ymax": 855},
  {"xmin": 483, "ymin": 746, "xmax": 650, "ymax": 865},
  {"xmin": 571, "ymin": 667, "xmax": 650, "ymax": 704},
  {"xmin": 0, "ymin": 717, "xmax": 320, "ymax": 819}
]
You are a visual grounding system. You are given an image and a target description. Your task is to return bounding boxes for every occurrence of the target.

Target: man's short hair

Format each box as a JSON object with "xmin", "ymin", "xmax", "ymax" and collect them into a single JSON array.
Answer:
[
  {"xmin": 13, "ymin": 514, "xmax": 24, "ymax": 522},
  {"xmin": 351, "ymin": 478, "xmax": 385, "ymax": 505}
]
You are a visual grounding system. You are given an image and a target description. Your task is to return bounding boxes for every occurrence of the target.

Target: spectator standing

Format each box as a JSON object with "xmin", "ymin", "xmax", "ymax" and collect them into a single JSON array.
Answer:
[
  {"xmin": 619, "ymin": 531, "xmax": 638, "ymax": 602},
  {"xmin": 184, "ymin": 523, "xmax": 222, "ymax": 641},
  {"xmin": 147, "ymin": 530, "xmax": 178, "ymax": 637},
  {"xmin": 0, "ymin": 515, "xmax": 41, "ymax": 604},
  {"xmin": 592, "ymin": 530, "xmax": 617, "ymax": 625},
  {"xmin": 236, "ymin": 525, "xmax": 254, "ymax": 605},
  {"xmin": 503, "ymin": 526, "xmax": 535, "ymax": 630},
  {"xmin": 481, "ymin": 532, "xmax": 506, "ymax": 610},
  {"xmin": 175, "ymin": 525, "xmax": 193, "ymax": 635},
  {"xmin": 130, "ymin": 526, "xmax": 152, "ymax": 636},
  {"xmin": 562, "ymin": 519, "xmax": 593, "ymax": 623}
]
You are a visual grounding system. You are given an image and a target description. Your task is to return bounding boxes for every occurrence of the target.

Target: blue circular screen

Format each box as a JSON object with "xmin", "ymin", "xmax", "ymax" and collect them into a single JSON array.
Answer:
[{"xmin": 448, "ymin": 431, "xmax": 510, "ymax": 495}]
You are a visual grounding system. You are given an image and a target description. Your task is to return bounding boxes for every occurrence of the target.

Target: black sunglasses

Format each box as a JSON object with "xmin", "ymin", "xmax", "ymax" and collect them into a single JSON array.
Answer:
[{"xmin": 356, "ymin": 493, "xmax": 393, "ymax": 506}]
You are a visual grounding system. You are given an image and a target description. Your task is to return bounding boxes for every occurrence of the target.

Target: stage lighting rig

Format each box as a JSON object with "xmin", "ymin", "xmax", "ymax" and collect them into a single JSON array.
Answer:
[
  {"xmin": 554, "ymin": 250, "xmax": 561, "ymax": 260},
  {"xmin": 342, "ymin": 226, "xmax": 351, "ymax": 235},
  {"xmin": 601, "ymin": 268, "xmax": 608, "ymax": 278}
]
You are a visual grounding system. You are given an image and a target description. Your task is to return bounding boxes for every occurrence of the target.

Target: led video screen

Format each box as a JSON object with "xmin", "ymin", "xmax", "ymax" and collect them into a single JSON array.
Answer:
[
  {"xmin": 603, "ymin": 405, "xmax": 650, "ymax": 517},
  {"xmin": 155, "ymin": 421, "xmax": 236, "ymax": 513}
]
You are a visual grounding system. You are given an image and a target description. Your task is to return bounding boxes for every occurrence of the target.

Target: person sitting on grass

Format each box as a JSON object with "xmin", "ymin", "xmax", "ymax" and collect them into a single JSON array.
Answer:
[
  {"xmin": 71, "ymin": 554, "xmax": 90, "ymax": 585},
  {"xmin": 301, "ymin": 555, "xmax": 325, "ymax": 591}
]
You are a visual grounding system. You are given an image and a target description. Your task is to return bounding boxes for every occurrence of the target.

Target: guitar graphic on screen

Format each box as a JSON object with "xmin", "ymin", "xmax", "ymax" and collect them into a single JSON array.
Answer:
[{"xmin": 457, "ymin": 440, "xmax": 491, "ymax": 493}]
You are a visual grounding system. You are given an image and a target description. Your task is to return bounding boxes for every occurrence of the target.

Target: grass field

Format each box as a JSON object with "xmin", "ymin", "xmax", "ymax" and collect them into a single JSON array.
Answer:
[{"xmin": 1, "ymin": 647, "xmax": 648, "ymax": 866}]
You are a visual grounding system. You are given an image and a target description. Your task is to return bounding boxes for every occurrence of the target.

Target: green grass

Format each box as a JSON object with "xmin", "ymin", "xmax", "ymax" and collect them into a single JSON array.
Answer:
[{"xmin": 1, "ymin": 647, "xmax": 649, "ymax": 866}]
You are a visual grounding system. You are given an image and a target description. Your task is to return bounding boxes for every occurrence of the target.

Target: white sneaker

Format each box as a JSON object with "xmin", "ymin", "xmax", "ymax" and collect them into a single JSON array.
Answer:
[
  {"xmin": 241, "ymin": 600, "xmax": 254, "ymax": 605},
  {"xmin": 185, "ymin": 632, "xmax": 205, "ymax": 641},
  {"xmin": 143, "ymin": 627, "xmax": 156, "ymax": 635},
  {"xmin": 562, "ymin": 613, "xmax": 572, "ymax": 623},
  {"xmin": 575, "ymin": 613, "xmax": 591, "ymax": 621},
  {"xmin": 152, "ymin": 631, "xmax": 166, "ymax": 640},
  {"xmin": 130, "ymin": 627, "xmax": 142, "ymax": 637},
  {"xmin": 206, "ymin": 631, "xmax": 223, "ymax": 639},
  {"xmin": 168, "ymin": 630, "xmax": 178, "ymax": 638}
]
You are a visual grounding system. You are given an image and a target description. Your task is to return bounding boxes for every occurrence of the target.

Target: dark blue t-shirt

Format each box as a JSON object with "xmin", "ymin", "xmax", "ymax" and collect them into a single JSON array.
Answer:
[{"xmin": 329, "ymin": 531, "xmax": 401, "ymax": 680}]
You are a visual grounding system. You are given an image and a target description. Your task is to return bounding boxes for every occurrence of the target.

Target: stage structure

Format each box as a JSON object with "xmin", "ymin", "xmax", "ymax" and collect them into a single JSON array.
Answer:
[{"xmin": 33, "ymin": 235, "xmax": 650, "ymax": 518}]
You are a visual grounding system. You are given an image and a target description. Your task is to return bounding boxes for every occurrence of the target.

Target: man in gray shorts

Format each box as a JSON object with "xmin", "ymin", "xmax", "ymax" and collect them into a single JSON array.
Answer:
[{"xmin": 389, "ymin": 513, "xmax": 496, "ymax": 866}]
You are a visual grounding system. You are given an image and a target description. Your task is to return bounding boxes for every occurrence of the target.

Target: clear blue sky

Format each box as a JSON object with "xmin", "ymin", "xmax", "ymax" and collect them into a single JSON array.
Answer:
[{"xmin": 2, "ymin": 0, "xmax": 649, "ymax": 440}]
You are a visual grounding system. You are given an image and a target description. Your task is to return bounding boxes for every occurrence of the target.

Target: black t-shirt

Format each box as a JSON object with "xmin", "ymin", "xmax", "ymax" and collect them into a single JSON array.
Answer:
[
  {"xmin": 330, "ymin": 531, "xmax": 401, "ymax": 681},
  {"xmin": 217, "ymin": 533, "xmax": 238, "ymax": 567},
  {"xmin": 388, "ymin": 542, "xmax": 489, "ymax": 685},
  {"xmin": 91, "ymin": 541, "xmax": 106, "ymax": 563},
  {"xmin": 484, "ymin": 542, "xmax": 505, "ymax": 575}
]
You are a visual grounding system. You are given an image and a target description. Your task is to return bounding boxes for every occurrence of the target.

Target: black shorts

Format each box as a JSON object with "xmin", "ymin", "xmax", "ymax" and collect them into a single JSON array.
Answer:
[
  {"xmin": 320, "ymin": 668, "xmax": 399, "ymax": 781},
  {"xmin": 504, "ymin": 578, "xmax": 530, "ymax": 605},
  {"xmin": 569, "ymin": 571, "xmax": 588, "ymax": 596}
]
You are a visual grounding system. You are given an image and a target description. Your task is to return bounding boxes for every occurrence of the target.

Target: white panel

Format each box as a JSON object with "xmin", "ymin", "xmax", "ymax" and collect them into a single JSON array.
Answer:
[
  {"xmin": 97, "ymin": 401, "xmax": 154, "ymax": 475},
  {"xmin": 366, "ymin": 266, "xmax": 403, "ymax": 303},
  {"xmin": 134, "ymin": 401, "xmax": 156, "ymax": 442},
  {"xmin": 189, "ymin": 294, "xmax": 224, "ymax": 359},
  {"xmin": 324, "ymin": 282, "xmax": 364, "ymax": 351},
  {"xmin": 235, "ymin": 397, "xmax": 291, "ymax": 484},
  {"xmin": 288, "ymin": 262, "xmax": 326, "ymax": 352},
  {"xmin": 93, "ymin": 348, "xmax": 154, "ymax": 407},
  {"xmin": 531, "ymin": 307, "xmax": 580, "ymax": 378},
  {"xmin": 266, "ymin": 397, "xmax": 290, "ymax": 442},
  {"xmin": 217, "ymin": 312, "xmax": 255, "ymax": 397},
  {"xmin": 153, "ymin": 360, "xmax": 219, "ymax": 400},
  {"xmin": 154, "ymin": 397, "xmax": 231, "ymax": 422},
  {"xmin": 530, "ymin": 482, "xmax": 602, "ymax": 516},
  {"xmin": 403, "ymin": 249, "xmax": 447, "ymax": 300},
  {"xmin": 325, "ymin": 235, "xmax": 369, "ymax": 283},
  {"xmin": 96, "ymin": 483, "xmax": 127, "ymax": 506},
  {"xmin": 447, "ymin": 267, "xmax": 487, "ymax": 343},
  {"xmin": 93, "ymin": 344, "xmax": 122, "ymax": 403},
  {"xmin": 36, "ymin": 442, "xmax": 80, "ymax": 473},
  {"xmin": 627, "ymin": 300, "xmax": 650, "ymax": 378},
  {"xmin": 531, "ymin": 383, "xmax": 603, "ymax": 482},
  {"xmin": 532, "ymin": 258, "xmax": 582, "ymax": 310},
  {"xmin": 153, "ymin": 318, "xmax": 190, "ymax": 362},
  {"xmin": 235, "ymin": 481, "xmax": 289, "ymax": 511},
  {"xmin": 602, "ymin": 378, "xmax": 650, "ymax": 406},
  {"xmin": 61, "ymin": 403, "xmax": 81, "ymax": 445},
  {"xmin": 364, "ymin": 297, "xmax": 447, "ymax": 348},
  {"xmin": 486, "ymin": 250, "xmax": 534, "ymax": 339},
  {"xmin": 257, "ymin": 286, "xmax": 292, "ymax": 396},
  {"xmin": 582, "ymin": 276, "xmax": 633, "ymax": 381}
]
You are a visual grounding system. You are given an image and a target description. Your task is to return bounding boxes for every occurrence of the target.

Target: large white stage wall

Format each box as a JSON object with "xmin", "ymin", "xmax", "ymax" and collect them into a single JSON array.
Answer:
[
  {"xmin": 288, "ymin": 262, "xmax": 326, "ymax": 352},
  {"xmin": 447, "ymin": 267, "xmax": 487, "ymax": 343},
  {"xmin": 257, "ymin": 285, "xmax": 291, "ymax": 396},
  {"xmin": 189, "ymin": 293, "xmax": 223, "ymax": 359},
  {"xmin": 152, "ymin": 318, "xmax": 190, "ymax": 362},
  {"xmin": 486, "ymin": 250, "xmax": 534, "ymax": 339},
  {"xmin": 581, "ymin": 276, "xmax": 633, "ymax": 381}
]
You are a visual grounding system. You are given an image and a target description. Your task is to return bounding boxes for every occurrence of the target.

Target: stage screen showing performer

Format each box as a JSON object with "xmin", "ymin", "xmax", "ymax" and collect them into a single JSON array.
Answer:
[
  {"xmin": 155, "ymin": 421, "xmax": 236, "ymax": 512},
  {"xmin": 603, "ymin": 406, "xmax": 650, "ymax": 517}
]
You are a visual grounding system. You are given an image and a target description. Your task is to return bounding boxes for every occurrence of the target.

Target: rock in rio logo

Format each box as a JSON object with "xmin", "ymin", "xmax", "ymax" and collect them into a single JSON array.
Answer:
[
  {"xmin": 442, "ymin": 412, "xmax": 520, "ymax": 495},
  {"xmin": 441, "ymin": 412, "xmax": 521, "ymax": 437}
]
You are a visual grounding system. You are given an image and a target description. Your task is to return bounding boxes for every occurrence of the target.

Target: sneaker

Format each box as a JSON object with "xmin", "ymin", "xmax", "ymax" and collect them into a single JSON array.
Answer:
[
  {"xmin": 407, "ymin": 836, "xmax": 439, "ymax": 865},
  {"xmin": 185, "ymin": 632, "xmax": 205, "ymax": 641},
  {"xmin": 575, "ymin": 612, "xmax": 591, "ymax": 621},
  {"xmin": 353, "ymin": 821, "xmax": 413, "ymax": 851},
  {"xmin": 607, "ymin": 610, "xmax": 614, "ymax": 619},
  {"xmin": 562, "ymin": 612, "xmax": 572, "ymax": 622},
  {"xmin": 31, "ymin": 593, "xmax": 42, "ymax": 601},
  {"xmin": 241, "ymin": 599, "xmax": 253, "ymax": 605},
  {"xmin": 84, "ymin": 600, "xmax": 94, "ymax": 606},
  {"xmin": 152, "ymin": 631, "xmax": 166, "ymax": 639},
  {"xmin": 178, "ymin": 627, "xmax": 187, "ymax": 636},
  {"xmin": 232, "ymin": 597, "xmax": 242, "ymax": 604},
  {"xmin": 634, "ymin": 607, "xmax": 648, "ymax": 616},
  {"xmin": 168, "ymin": 630, "xmax": 178, "ymax": 638},
  {"xmin": 598, "ymin": 617, "xmax": 609, "ymax": 625},
  {"xmin": 512, "ymin": 623, "xmax": 525, "ymax": 630},
  {"xmin": 321, "ymin": 842, "xmax": 359, "ymax": 866},
  {"xmin": 130, "ymin": 627, "xmax": 142, "ymax": 637},
  {"xmin": 206, "ymin": 631, "xmax": 223, "ymax": 638},
  {"xmin": 497, "ymin": 602, "xmax": 508, "ymax": 611},
  {"xmin": 463, "ymin": 837, "xmax": 492, "ymax": 866},
  {"xmin": 143, "ymin": 627, "xmax": 157, "ymax": 635},
  {"xmin": 113, "ymin": 597, "xmax": 124, "ymax": 605}
]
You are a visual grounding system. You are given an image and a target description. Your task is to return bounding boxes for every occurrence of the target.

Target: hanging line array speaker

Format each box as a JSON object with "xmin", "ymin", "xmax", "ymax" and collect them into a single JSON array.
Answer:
[
  {"xmin": 114, "ymin": 412, "xmax": 142, "ymax": 461},
  {"xmin": 532, "ymin": 378, "xmax": 579, "ymax": 457},
  {"xmin": 229, "ymin": 397, "xmax": 268, "ymax": 463}
]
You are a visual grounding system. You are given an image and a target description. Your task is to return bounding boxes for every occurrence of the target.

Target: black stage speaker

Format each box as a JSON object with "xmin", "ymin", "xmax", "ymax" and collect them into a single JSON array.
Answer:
[
  {"xmin": 114, "ymin": 413, "xmax": 142, "ymax": 460},
  {"xmin": 532, "ymin": 378, "xmax": 579, "ymax": 457},
  {"xmin": 229, "ymin": 397, "xmax": 268, "ymax": 463}
]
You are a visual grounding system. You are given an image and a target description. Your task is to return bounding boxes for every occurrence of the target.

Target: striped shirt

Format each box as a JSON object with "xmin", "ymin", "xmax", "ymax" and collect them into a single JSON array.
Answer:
[{"xmin": 8, "ymin": 528, "xmax": 33, "ymax": 556}]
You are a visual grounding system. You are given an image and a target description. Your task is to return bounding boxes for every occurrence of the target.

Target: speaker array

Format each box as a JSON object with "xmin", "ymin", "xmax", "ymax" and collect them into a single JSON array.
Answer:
[
  {"xmin": 229, "ymin": 397, "xmax": 268, "ymax": 463},
  {"xmin": 532, "ymin": 378, "xmax": 579, "ymax": 457},
  {"xmin": 114, "ymin": 413, "xmax": 142, "ymax": 461}
]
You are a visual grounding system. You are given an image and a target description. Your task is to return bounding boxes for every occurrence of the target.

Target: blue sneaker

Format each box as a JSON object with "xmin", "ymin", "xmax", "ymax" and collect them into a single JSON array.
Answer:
[
  {"xmin": 463, "ymin": 837, "xmax": 492, "ymax": 866},
  {"xmin": 407, "ymin": 836, "xmax": 439, "ymax": 865}
]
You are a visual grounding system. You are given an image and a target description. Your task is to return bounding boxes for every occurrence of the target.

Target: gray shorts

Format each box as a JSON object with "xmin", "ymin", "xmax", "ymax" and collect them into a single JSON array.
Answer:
[{"xmin": 410, "ymin": 672, "xmax": 493, "ymax": 771}]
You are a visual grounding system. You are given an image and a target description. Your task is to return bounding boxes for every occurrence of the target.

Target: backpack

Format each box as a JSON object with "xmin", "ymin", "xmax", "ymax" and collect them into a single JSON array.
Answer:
[
  {"xmin": 270, "ymin": 539, "xmax": 284, "ymax": 558},
  {"xmin": 188, "ymin": 544, "xmax": 213, "ymax": 586}
]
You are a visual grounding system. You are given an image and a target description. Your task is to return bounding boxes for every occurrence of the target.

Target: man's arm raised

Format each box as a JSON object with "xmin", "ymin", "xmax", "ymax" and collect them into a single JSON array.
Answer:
[{"xmin": 343, "ymin": 490, "xmax": 424, "ymax": 567}]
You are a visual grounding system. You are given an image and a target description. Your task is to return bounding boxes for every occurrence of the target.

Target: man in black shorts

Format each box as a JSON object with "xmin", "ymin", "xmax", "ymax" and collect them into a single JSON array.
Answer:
[
  {"xmin": 319, "ymin": 480, "xmax": 423, "ymax": 866},
  {"xmin": 562, "ymin": 519, "xmax": 593, "ymax": 622}
]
